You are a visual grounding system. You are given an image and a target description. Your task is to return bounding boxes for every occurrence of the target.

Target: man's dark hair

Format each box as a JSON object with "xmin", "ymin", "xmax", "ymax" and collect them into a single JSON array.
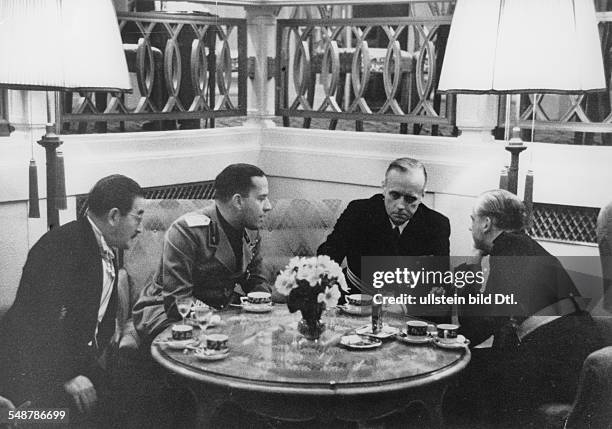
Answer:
[
  {"xmin": 87, "ymin": 174, "xmax": 144, "ymax": 217},
  {"xmin": 214, "ymin": 164, "xmax": 266, "ymax": 202}
]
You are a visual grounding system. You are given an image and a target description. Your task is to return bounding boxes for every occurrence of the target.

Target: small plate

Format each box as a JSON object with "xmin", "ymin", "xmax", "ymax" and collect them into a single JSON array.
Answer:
[
  {"xmin": 355, "ymin": 324, "xmax": 400, "ymax": 339},
  {"xmin": 338, "ymin": 304, "xmax": 372, "ymax": 316},
  {"xmin": 432, "ymin": 334, "xmax": 470, "ymax": 349},
  {"xmin": 190, "ymin": 314, "xmax": 221, "ymax": 328},
  {"xmin": 395, "ymin": 333, "xmax": 431, "ymax": 345},
  {"xmin": 340, "ymin": 334, "xmax": 382, "ymax": 349},
  {"xmin": 194, "ymin": 348, "xmax": 230, "ymax": 361},
  {"xmin": 156, "ymin": 338, "xmax": 199, "ymax": 350},
  {"xmin": 242, "ymin": 303, "xmax": 273, "ymax": 313}
]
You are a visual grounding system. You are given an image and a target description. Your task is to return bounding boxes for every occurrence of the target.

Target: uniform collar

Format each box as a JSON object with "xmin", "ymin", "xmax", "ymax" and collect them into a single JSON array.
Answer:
[{"xmin": 206, "ymin": 204, "xmax": 257, "ymax": 273}]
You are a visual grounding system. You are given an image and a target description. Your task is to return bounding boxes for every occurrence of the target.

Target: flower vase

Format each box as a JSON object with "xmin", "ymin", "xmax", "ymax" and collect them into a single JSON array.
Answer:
[{"xmin": 297, "ymin": 316, "xmax": 325, "ymax": 341}]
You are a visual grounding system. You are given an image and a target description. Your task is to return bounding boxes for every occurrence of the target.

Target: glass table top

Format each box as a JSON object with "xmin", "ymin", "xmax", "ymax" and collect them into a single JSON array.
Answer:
[{"xmin": 153, "ymin": 306, "xmax": 468, "ymax": 388}]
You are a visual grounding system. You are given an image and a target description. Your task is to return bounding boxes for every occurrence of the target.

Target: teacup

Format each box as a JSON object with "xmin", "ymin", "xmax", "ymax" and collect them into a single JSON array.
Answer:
[
  {"xmin": 437, "ymin": 324, "xmax": 459, "ymax": 343},
  {"xmin": 346, "ymin": 294, "xmax": 373, "ymax": 307},
  {"xmin": 406, "ymin": 320, "xmax": 428, "ymax": 337},
  {"xmin": 241, "ymin": 291, "xmax": 271, "ymax": 306},
  {"xmin": 171, "ymin": 324, "xmax": 193, "ymax": 341},
  {"xmin": 206, "ymin": 333, "xmax": 229, "ymax": 351}
]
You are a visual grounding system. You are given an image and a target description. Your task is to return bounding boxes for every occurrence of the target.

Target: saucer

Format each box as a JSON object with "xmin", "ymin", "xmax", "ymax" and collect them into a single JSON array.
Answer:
[
  {"xmin": 395, "ymin": 333, "xmax": 431, "ymax": 345},
  {"xmin": 337, "ymin": 304, "xmax": 372, "ymax": 316},
  {"xmin": 242, "ymin": 302, "xmax": 273, "ymax": 313},
  {"xmin": 189, "ymin": 314, "xmax": 221, "ymax": 328},
  {"xmin": 355, "ymin": 324, "xmax": 399, "ymax": 339},
  {"xmin": 156, "ymin": 338, "xmax": 199, "ymax": 350},
  {"xmin": 432, "ymin": 334, "xmax": 470, "ymax": 349},
  {"xmin": 340, "ymin": 334, "xmax": 382, "ymax": 350},
  {"xmin": 194, "ymin": 348, "xmax": 230, "ymax": 361}
]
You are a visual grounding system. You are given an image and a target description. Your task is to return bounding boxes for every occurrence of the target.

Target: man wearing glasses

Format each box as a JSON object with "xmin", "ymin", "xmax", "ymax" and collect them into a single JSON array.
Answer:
[{"xmin": 0, "ymin": 174, "xmax": 145, "ymax": 425}]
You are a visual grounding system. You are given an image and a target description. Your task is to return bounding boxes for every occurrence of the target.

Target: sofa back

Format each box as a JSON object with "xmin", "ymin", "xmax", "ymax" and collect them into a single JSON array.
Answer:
[{"xmin": 122, "ymin": 199, "xmax": 348, "ymax": 303}]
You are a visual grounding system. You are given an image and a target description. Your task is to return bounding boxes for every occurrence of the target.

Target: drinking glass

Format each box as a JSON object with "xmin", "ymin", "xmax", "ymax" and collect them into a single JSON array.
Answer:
[
  {"xmin": 176, "ymin": 298, "xmax": 193, "ymax": 325},
  {"xmin": 194, "ymin": 305, "xmax": 212, "ymax": 328}
]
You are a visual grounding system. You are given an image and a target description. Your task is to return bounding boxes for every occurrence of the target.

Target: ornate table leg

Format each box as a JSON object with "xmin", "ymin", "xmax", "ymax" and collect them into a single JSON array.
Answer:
[
  {"xmin": 187, "ymin": 386, "xmax": 223, "ymax": 429},
  {"xmin": 182, "ymin": 380, "xmax": 227, "ymax": 428},
  {"xmin": 421, "ymin": 384, "xmax": 448, "ymax": 429}
]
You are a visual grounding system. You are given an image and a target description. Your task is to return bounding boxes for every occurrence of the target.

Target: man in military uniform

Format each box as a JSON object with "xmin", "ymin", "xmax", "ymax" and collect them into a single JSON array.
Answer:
[{"xmin": 133, "ymin": 163, "xmax": 273, "ymax": 343}]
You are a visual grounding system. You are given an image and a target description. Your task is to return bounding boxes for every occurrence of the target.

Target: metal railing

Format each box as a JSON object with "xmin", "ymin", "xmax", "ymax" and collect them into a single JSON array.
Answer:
[
  {"xmin": 59, "ymin": 12, "xmax": 247, "ymax": 133},
  {"xmin": 53, "ymin": 4, "xmax": 612, "ymax": 143},
  {"xmin": 510, "ymin": 12, "xmax": 612, "ymax": 145},
  {"xmin": 275, "ymin": 15, "xmax": 455, "ymax": 134}
]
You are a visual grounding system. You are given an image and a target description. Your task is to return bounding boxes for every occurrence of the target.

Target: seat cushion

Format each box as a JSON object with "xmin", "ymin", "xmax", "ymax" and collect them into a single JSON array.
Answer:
[
  {"xmin": 260, "ymin": 199, "xmax": 348, "ymax": 278},
  {"xmin": 123, "ymin": 199, "xmax": 215, "ymax": 303}
]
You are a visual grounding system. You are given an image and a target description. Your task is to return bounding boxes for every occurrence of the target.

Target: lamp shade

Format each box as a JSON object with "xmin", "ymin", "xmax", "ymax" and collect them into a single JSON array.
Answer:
[
  {"xmin": 0, "ymin": 0, "xmax": 130, "ymax": 92},
  {"xmin": 438, "ymin": 0, "xmax": 606, "ymax": 94}
]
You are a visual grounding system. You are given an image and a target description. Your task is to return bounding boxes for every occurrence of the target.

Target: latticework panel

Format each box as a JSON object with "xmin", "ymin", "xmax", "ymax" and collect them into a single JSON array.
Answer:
[
  {"xmin": 529, "ymin": 203, "xmax": 600, "ymax": 244},
  {"xmin": 76, "ymin": 180, "xmax": 214, "ymax": 217},
  {"xmin": 76, "ymin": 186, "xmax": 600, "ymax": 244}
]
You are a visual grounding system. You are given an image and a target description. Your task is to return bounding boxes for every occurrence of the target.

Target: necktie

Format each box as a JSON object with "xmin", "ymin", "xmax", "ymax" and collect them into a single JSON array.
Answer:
[{"xmin": 393, "ymin": 226, "xmax": 401, "ymax": 240}]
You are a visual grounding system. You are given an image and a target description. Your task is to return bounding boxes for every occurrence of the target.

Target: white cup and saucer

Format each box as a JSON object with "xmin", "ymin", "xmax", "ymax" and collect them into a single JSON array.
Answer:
[
  {"xmin": 432, "ymin": 324, "xmax": 470, "ymax": 349},
  {"xmin": 194, "ymin": 334, "xmax": 230, "ymax": 361},
  {"xmin": 339, "ymin": 294, "xmax": 373, "ymax": 316},
  {"xmin": 240, "ymin": 292, "xmax": 273, "ymax": 313}
]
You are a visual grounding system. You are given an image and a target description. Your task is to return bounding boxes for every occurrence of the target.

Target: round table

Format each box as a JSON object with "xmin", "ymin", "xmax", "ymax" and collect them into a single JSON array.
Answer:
[{"xmin": 151, "ymin": 306, "xmax": 470, "ymax": 428}]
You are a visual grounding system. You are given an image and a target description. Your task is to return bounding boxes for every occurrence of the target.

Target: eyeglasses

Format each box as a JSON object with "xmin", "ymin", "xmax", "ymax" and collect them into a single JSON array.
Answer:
[{"xmin": 127, "ymin": 211, "xmax": 144, "ymax": 224}]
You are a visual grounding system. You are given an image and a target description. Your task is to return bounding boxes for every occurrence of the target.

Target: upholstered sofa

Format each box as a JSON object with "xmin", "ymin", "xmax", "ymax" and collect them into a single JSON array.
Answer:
[{"xmin": 116, "ymin": 198, "xmax": 348, "ymax": 349}]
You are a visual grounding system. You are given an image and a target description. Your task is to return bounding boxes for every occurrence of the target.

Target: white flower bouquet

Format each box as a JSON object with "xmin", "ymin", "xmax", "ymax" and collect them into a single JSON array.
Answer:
[{"xmin": 274, "ymin": 255, "xmax": 348, "ymax": 337}]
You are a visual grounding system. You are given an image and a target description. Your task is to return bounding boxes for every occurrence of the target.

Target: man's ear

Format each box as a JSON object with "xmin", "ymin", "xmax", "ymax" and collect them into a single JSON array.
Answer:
[
  {"xmin": 482, "ymin": 216, "xmax": 492, "ymax": 232},
  {"xmin": 381, "ymin": 179, "xmax": 386, "ymax": 190},
  {"xmin": 107, "ymin": 207, "xmax": 121, "ymax": 226},
  {"xmin": 230, "ymin": 193, "xmax": 243, "ymax": 210}
]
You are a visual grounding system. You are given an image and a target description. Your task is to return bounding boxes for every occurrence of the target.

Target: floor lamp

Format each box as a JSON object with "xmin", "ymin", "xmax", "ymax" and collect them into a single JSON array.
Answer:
[
  {"xmin": 0, "ymin": 0, "xmax": 131, "ymax": 229},
  {"xmin": 438, "ymin": 0, "xmax": 606, "ymax": 202}
]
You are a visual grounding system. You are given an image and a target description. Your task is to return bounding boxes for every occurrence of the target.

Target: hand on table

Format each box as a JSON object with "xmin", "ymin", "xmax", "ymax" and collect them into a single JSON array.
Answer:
[
  {"xmin": 0, "ymin": 395, "xmax": 15, "ymax": 413},
  {"xmin": 63, "ymin": 375, "xmax": 97, "ymax": 414}
]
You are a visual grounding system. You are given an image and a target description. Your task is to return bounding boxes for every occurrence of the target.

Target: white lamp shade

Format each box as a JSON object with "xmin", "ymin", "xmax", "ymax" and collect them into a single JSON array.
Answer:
[
  {"xmin": 438, "ymin": 0, "xmax": 606, "ymax": 93},
  {"xmin": 0, "ymin": 0, "xmax": 131, "ymax": 92}
]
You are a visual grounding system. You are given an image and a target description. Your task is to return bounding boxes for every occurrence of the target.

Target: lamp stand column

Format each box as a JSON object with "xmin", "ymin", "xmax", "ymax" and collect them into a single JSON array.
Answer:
[
  {"xmin": 505, "ymin": 139, "xmax": 526, "ymax": 195},
  {"xmin": 455, "ymin": 94, "xmax": 498, "ymax": 142},
  {"xmin": 37, "ymin": 124, "xmax": 62, "ymax": 230}
]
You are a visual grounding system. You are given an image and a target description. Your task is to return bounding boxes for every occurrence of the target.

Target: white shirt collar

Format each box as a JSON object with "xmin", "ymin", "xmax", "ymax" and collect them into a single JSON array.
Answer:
[
  {"xmin": 389, "ymin": 218, "xmax": 410, "ymax": 234},
  {"xmin": 87, "ymin": 214, "xmax": 115, "ymax": 260}
]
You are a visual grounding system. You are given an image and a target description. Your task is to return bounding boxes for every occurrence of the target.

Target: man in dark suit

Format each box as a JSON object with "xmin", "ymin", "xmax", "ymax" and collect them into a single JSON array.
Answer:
[
  {"xmin": 452, "ymin": 189, "xmax": 601, "ymax": 420},
  {"xmin": 317, "ymin": 157, "xmax": 450, "ymax": 299},
  {"xmin": 0, "ymin": 175, "xmax": 144, "ymax": 421}
]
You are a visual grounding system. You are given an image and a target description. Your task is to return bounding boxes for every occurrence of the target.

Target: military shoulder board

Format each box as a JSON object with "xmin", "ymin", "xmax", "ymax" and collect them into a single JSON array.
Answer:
[
  {"xmin": 184, "ymin": 213, "xmax": 211, "ymax": 227},
  {"xmin": 208, "ymin": 220, "xmax": 219, "ymax": 247}
]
